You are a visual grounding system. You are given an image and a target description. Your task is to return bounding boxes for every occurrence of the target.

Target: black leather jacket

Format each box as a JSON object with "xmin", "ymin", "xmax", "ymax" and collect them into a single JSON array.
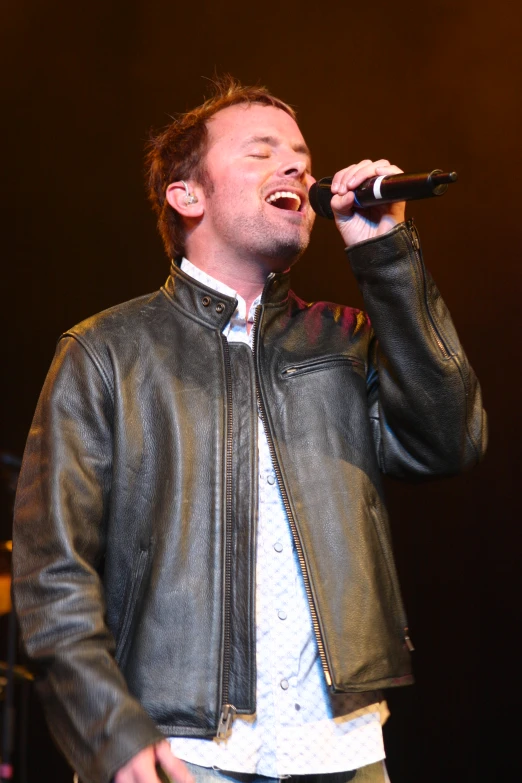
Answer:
[{"xmin": 13, "ymin": 222, "xmax": 487, "ymax": 783}]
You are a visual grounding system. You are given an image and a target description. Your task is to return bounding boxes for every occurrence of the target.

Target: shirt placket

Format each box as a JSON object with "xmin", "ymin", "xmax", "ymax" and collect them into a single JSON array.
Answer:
[{"xmin": 255, "ymin": 420, "xmax": 304, "ymax": 774}]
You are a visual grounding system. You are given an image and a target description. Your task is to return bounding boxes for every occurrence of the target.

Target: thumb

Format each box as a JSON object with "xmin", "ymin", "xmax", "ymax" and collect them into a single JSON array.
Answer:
[{"xmin": 154, "ymin": 741, "xmax": 195, "ymax": 783}]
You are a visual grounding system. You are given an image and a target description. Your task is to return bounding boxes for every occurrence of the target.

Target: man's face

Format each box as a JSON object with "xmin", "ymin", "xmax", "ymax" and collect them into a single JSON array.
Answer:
[{"xmin": 201, "ymin": 103, "xmax": 316, "ymax": 270}]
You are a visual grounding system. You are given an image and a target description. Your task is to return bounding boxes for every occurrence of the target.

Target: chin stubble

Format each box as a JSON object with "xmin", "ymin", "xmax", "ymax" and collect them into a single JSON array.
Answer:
[{"xmin": 230, "ymin": 212, "xmax": 311, "ymax": 263}]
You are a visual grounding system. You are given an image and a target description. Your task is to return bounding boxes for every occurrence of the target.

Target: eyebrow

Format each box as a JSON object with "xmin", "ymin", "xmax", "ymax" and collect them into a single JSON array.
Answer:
[{"xmin": 241, "ymin": 134, "xmax": 312, "ymax": 160}]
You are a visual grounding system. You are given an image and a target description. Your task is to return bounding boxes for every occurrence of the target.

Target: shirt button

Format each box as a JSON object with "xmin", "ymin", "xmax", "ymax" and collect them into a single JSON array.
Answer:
[
  {"xmin": 278, "ymin": 610, "xmax": 287, "ymax": 621},
  {"xmin": 280, "ymin": 679, "xmax": 289, "ymax": 690},
  {"xmin": 267, "ymin": 475, "xmax": 276, "ymax": 485},
  {"xmin": 273, "ymin": 542, "xmax": 283, "ymax": 553}
]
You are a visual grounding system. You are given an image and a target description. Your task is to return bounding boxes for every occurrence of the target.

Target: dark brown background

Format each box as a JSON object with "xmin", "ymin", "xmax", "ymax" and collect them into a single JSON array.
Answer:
[{"xmin": 1, "ymin": 1, "xmax": 520, "ymax": 781}]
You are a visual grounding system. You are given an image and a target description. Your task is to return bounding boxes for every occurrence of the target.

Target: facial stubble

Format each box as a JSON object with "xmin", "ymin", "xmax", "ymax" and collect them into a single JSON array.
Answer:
[{"xmin": 210, "ymin": 198, "xmax": 314, "ymax": 268}]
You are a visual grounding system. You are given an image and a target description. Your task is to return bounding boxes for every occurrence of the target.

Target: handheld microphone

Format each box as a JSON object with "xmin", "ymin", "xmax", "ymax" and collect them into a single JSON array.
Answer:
[{"xmin": 309, "ymin": 169, "xmax": 458, "ymax": 219}]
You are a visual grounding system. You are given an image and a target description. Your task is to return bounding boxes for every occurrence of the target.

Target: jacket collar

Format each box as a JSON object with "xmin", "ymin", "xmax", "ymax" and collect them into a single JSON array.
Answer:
[{"xmin": 163, "ymin": 261, "xmax": 291, "ymax": 330}]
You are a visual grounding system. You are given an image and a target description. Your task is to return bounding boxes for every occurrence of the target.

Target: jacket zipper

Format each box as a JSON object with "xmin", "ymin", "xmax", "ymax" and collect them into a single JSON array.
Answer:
[
  {"xmin": 217, "ymin": 335, "xmax": 237, "ymax": 739},
  {"xmin": 404, "ymin": 630, "xmax": 415, "ymax": 652},
  {"xmin": 406, "ymin": 218, "xmax": 450, "ymax": 360},
  {"xmin": 251, "ymin": 282, "xmax": 333, "ymax": 687}
]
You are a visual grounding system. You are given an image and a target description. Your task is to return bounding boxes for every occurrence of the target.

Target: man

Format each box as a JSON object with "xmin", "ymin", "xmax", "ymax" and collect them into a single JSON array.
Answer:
[{"xmin": 12, "ymin": 78, "xmax": 486, "ymax": 783}]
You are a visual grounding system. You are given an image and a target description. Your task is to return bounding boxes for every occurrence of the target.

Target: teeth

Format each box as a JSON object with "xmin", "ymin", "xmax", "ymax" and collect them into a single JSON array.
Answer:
[{"xmin": 266, "ymin": 191, "xmax": 302, "ymax": 210}]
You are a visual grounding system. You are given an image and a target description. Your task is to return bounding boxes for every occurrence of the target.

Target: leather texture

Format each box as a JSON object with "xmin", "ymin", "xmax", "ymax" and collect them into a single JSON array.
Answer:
[{"xmin": 12, "ymin": 222, "xmax": 487, "ymax": 783}]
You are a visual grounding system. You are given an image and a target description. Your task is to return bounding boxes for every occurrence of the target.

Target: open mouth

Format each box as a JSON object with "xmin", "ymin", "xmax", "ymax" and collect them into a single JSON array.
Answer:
[{"xmin": 265, "ymin": 191, "xmax": 303, "ymax": 212}]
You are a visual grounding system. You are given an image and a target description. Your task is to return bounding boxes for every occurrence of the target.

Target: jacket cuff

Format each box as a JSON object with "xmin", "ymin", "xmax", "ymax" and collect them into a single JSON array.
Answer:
[
  {"xmin": 345, "ymin": 221, "xmax": 416, "ymax": 273},
  {"xmin": 73, "ymin": 710, "xmax": 164, "ymax": 783}
]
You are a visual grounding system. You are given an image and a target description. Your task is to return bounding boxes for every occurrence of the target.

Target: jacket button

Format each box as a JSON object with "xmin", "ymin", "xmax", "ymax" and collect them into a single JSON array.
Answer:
[
  {"xmin": 215, "ymin": 302, "xmax": 225, "ymax": 314},
  {"xmin": 202, "ymin": 296, "xmax": 211, "ymax": 307}
]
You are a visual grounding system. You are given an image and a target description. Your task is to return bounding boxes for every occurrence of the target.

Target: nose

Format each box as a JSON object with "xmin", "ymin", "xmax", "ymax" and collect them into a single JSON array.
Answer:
[{"xmin": 277, "ymin": 158, "xmax": 308, "ymax": 180}]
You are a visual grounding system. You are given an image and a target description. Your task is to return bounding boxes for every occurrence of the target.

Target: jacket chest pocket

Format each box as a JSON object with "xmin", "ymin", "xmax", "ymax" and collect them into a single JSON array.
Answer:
[{"xmin": 280, "ymin": 355, "xmax": 365, "ymax": 379}]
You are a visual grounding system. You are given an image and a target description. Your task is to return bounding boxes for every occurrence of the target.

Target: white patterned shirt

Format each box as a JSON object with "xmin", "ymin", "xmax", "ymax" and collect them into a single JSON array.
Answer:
[{"xmin": 169, "ymin": 258, "xmax": 388, "ymax": 776}]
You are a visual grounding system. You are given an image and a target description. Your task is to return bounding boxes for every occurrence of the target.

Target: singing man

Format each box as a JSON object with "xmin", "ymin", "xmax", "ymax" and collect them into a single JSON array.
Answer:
[{"xmin": 13, "ymin": 77, "xmax": 487, "ymax": 783}]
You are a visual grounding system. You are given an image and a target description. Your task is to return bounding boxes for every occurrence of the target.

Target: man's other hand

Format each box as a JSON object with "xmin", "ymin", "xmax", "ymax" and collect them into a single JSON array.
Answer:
[
  {"xmin": 114, "ymin": 740, "xmax": 195, "ymax": 783},
  {"xmin": 330, "ymin": 159, "xmax": 406, "ymax": 247}
]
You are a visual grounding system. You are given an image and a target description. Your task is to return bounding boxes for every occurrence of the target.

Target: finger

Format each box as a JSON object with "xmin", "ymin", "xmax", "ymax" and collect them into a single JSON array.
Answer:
[
  {"xmin": 154, "ymin": 741, "xmax": 195, "ymax": 783},
  {"xmin": 331, "ymin": 161, "xmax": 371, "ymax": 194},
  {"xmin": 114, "ymin": 745, "xmax": 160, "ymax": 783},
  {"xmin": 334, "ymin": 160, "xmax": 383, "ymax": 195},
  {"xmin": 338, "ymin": 158, "xmax": 401, "ymax": 194},
  {"xmin": 374, "ymin": 164, "xmax": 403, "ymax": 176},
  {"xmin": 330, "ymin": 190, "xmax": 356, "ymax": 217},
  {"xmin": 331, "ymin": 159, "xmax": 390, "ymax": 214},
  {"xmin": 339, "ymin": 159, "xmax": 393, "ymax": 193}
]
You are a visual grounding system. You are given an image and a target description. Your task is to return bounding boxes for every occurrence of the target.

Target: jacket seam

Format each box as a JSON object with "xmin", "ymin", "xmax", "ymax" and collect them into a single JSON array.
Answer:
[
  {"xmin": 405, "ymin": 235, "xmax": 482, "ymax": 464},
  {"xmin": 61, "ymin": 333, "xmax": 114, "ymax": 397},
  {"xmin": 446, "ymin": 351, "xmax": 482, "ymax": 464},
  {"xmin": 332, "ymin": 675, "xmax": 414, "ymax": 690}
]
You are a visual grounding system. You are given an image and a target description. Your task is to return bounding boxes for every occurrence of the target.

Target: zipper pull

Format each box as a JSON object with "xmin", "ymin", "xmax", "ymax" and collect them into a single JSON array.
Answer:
[
  {"xmin": 216, "ymin": 704, "xmax": 236, "ymax": 739},
  {"xmin": 406, "ymin": 218, "xmax": 420, "ymax": 251},
  {"xmin": 261, "ymin": 273, "xmax": 276, "ymax": 304},
  {"xmin": 404, "ymin": 628, "xmax": 415, "ymax": 652}
]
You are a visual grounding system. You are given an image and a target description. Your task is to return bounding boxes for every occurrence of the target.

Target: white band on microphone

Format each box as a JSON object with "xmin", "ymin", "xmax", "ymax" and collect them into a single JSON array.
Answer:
[{"xmin": 372, "ymin": 175, "xmax": 386, "ymax": 200}]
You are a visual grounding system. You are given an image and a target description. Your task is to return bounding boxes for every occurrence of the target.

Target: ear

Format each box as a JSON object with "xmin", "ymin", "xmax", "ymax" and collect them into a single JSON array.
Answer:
[{"xmin": 166, "ymin": 181, "xmax": 205, "ymax": 218}]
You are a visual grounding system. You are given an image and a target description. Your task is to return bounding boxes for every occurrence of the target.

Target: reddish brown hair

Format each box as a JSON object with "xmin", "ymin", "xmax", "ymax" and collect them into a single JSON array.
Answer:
[{"xmin": 145, "ymin": 75, "xmax": 296, "ymax": 260}]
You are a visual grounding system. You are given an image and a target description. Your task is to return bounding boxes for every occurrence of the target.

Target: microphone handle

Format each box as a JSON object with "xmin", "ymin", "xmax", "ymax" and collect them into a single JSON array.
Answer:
[{"xmin": 309, "ymin": 170, "xmax": 458, "ymax": 219}]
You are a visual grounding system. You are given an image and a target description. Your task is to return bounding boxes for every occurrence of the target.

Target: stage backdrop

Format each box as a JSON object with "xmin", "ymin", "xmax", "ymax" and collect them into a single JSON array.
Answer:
[{"xmin": 1, "ymin": 2, "xmax": 520, "ymax": 781}]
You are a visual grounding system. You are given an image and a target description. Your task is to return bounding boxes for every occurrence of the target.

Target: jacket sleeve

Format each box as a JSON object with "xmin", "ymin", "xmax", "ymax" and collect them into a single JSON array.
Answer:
[
  {"xmin": 346, "ymin": 220, "xmax": 487, "ymax": 478},
  {"xmin": 12, "ymin": 336, "xmax": 163, "ymax": 783}
]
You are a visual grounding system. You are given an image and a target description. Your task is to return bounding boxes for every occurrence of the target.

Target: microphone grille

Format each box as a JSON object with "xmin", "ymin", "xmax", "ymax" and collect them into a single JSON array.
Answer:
[{"xmin": 308, "ymin": 177, "xmax": 335, "ymax": 220}]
